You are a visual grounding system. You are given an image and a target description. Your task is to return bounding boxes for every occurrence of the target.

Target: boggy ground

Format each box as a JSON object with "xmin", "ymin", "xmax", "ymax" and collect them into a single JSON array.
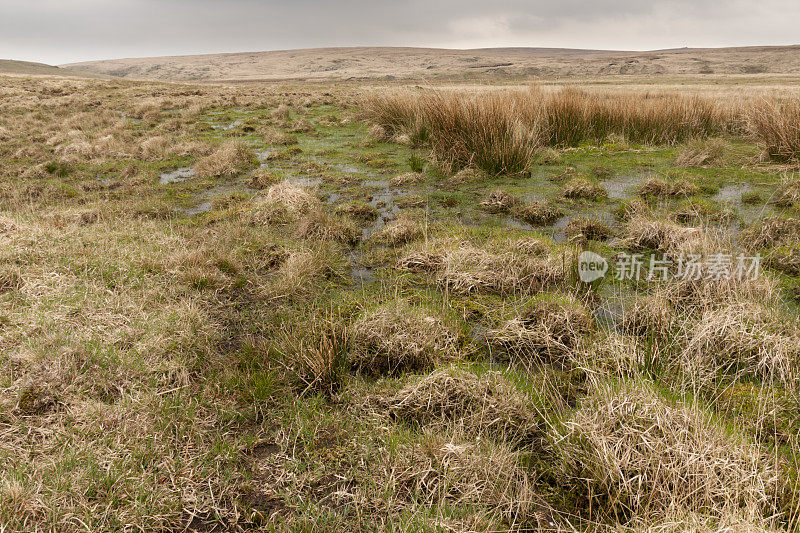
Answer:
[{"xmin": 1, "ymin": 75, "xmax": 799, "ymax": 532}]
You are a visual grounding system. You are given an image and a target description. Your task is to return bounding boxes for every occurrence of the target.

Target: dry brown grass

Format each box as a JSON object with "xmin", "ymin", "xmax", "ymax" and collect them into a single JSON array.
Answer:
[
  {"xmin": 676, "ymin": 137, "xmax": 726, "ymax": 167},
  {"xmin": 386, "ymin": 435, "xmax": 549, "ymax": 529},
  {"xmin": 637, "ymin": 177, "xmax": 699, "ymax": 198},
  {"xmin": 564, "ymin": 217, "xmax": 612, "ymax": 241},
  {"xmin": 334, "ymin": 201, "xmax": 378, "ymax": 222},
  {"xmin": 437, "ymin": 243, "xmax": 571, "ymax": 295},
  {"xmin": 295, "ymin": 209, "xmax": 359, "ymax": 244},
  {"xmin": 446, "ymin": 166, "xmax": 487, "ymax": 186},
  {"xmin": 251, "ymin": 182, "xmax": 321, "ymax": 224},
  {"xmin": 743, "ymin": 216, "xmax": 800, "ymax": 250},
  {"xmin": 480, "ymin": 189, "xmax": 520, "ymax": 213},
  {"xmin": 562, "ymin": 178, "xmax": 606, "ymax": 200},
  {"xmin": 385, "ymin": 367, "xmax": 540, "ymax": 444},
  {"xmin": 683, "ymin": 302, "xmax": 800, "ymax": 385},
  {"xmin": 620, "ymin": 292, "xmax": 678, "ymax": 340},
  {"xmin": 349, "ymin": 300, "xmax": 459, "ymax": 375},
  {"xmin": 269, "ymin": 243, "xmax": 346, "ymax": 300},
  {"xmin": 375, "ymin": 213, "xmax": 424, "ymax": 245},
  {"xmin": 262, "ymin": 126, "xmax": 298, "ymax": 145},
  {"xmin": 193, "ymin": 140, "xmax": 257, "ymax": 178},
  {"xmin": 364, "ymin": 87, "xmax": 733, "ymax": 175},
  {"xmin": 770, "ymin": 175, "xmax": 800, "ymax": 207},
  {"xmin": 557, "ymin": 379, "xmax": 779, "ymax": 521},
  {"xmin": 621, "ymin": 215, "xmax": 703, "ymax": 254},
  {"xmin": 488, "ymin": 293, "xmax": 592, "ymax": 367},
  {"xmin": 748, "ymin": 98, "xmax": 800, "ymax": 162},
  {"xmin": 513, "ymin": 200, "xmax": 563, "ymax": 225},
  {"xmin": 389, "ymin": 172, "xmax": 425, "ymax": 187}
]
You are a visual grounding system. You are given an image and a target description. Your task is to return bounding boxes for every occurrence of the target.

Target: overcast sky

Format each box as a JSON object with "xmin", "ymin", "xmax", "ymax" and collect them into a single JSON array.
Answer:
[{"xmin": 1, "ymin": 0, "xmax": 798, "ymax": 65}]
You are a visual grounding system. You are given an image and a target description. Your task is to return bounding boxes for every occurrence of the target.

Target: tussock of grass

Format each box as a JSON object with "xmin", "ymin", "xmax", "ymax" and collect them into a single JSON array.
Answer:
[
  {"xmin": 295, "ymin": 209, "xmax": 359, "ymax": 244},
  {"xmin": 335, "ymin": 201, "xmax": 378, "ymax": 222},
  {"xmin": 388, "ymin": 435, "xmax": 549, "ymax": 528},
  {"xmin": 385, "ymin": 367, "xmax": 540, "ymax": 444},
  {"xmin": 350, "ymin": 300, "xmax": 459, "ymax": 375},
  {"xmin": 488, "ymin": 293, "xmax": 592, "ymax": 367},
  {"xmin": 512, "ymin": 200, "xmax": 563, "ymax": 225},
  {"xmin": 676, "ymin": 137, "xmax": 726, "ymax": 167},
  {"xmin": 251, "ymin": 183, "xmax": 321, "ymax": 224},
  {"xmin": 270, "ymin": 103, "xmax": 292, "ymax": 123},
  {"xmin": 262, "ymin": 127, "xmax": 298, "ymax": 145},
  {"xmin": 375, "ymin": 213, "xmax": 423, "ymax": 245},
  {"xmin": 620, "ymin": 292, "xmax": 677, "ymax": 340},
  {"xmin": 564, "ymin": 217, "xmax": 612, "ymax": 241},
  {"xmin": 398, "ymin": 235, "xmax": 574, "ymax": 295},
  {"xmin": 557, "ymin": 379, "xmax": 779, "ymax": 521},
  {"xmin": 288, "ymin": 118, "xmax": 314, "ymax": 133},
  {"xmin": 765, "ymin": 244, "xmax": 800, "ymax": 275},
  {"xmin": 397, "ymin": 250, "xmax": 445, "ymax": 273},
  {"xmin": 562, "ymin": 178, "xmax": 606, "ymax": 200},
  {"xmin": 683, "ymin": 302, "xmax": 800, "ymax": 384},
  {"xmin": 446, "ymin": 166, "xmax": 487, "ymax": 186},
  {"xmin": 621, "ymin": 215, "xmax": 703, "ymax": 253},
  {"xmin": 638, "ymin": 177, "xmax": 699, "ymax": 198},
  {"xmin": 269, "ymin": 243, "xmax": 346, "ymax": 300},
  {"xmin": 389, "ymin": 172, "xmax": 424, "ymax": 187},
  {"xmin": 744, "ymin": 216, "xmax": 800, "ymax": 250},
  {"xmin": 438, "ymin": 243, "xmax": 569, "ymax": 295},
  {"xmin": 276, "ymin": 310, "xmax": 348, "ymax": 397},
  {"xmin": 193, "ymin": 140, "xmax": 257, "ymax": 178},
  {"xmin": 771, "ymin": 175, "xmax": 800, "ymax": 208},
  {"xmin": 365, "ymin": 90, "xmax": 538, "ymax": 175},
  {"xmin": 480, "ymin": 189, "xmax": 519, "ymax": 213}
]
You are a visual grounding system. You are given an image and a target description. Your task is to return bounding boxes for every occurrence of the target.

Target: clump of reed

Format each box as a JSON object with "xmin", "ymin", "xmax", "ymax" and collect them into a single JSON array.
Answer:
[
  {"xmin": 363, "ymin": 87, "xmax": 733, "ymax": 175},
  {"xmin": 747, "ymin": 98, "xmax": 800, "ymax": 162}
]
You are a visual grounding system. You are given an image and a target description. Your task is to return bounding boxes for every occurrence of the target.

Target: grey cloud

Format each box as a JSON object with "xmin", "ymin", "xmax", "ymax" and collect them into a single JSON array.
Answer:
[{"xmin": 0, "ymin": 0, "xmax": 796, "ymax": 64}]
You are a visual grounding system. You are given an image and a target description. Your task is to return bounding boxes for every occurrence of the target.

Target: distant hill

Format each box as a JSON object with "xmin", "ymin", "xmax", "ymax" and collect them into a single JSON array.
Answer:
[
  {"xmin": 60, "ymin": 45, "xmax": 800, "ymax": 82},
  {"xmin": 0, "ymin": 59, "xmax": 106, "ymax": 78}
]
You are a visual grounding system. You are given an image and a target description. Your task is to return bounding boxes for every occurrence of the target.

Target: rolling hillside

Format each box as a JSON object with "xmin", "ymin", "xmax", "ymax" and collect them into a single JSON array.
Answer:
[{"xmin": 61, "ymin": 45, "xmax": 800, "ymax": 82}]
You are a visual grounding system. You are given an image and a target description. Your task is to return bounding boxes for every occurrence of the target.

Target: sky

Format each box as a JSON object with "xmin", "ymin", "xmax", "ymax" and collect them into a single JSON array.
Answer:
[{"xmin": 1, "ymin": 0, "xmax": 798, "ymax": 65}]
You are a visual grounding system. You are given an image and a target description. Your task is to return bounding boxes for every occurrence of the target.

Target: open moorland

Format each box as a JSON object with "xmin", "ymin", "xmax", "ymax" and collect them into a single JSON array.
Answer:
[
  {"xmin": 1, "ymin": 73, "xmax": 800, "ymax": 532},
  {"xmin": 62, "ymin": 45, "xmax": 800, "ymax": 82}
]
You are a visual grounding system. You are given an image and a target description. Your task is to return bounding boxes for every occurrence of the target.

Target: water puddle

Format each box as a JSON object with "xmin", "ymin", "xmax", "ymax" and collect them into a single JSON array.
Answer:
[
  {"xmin": 593, "ymin": 296, "xmax": 626, "ymax": 332},
  {"xmin": 361, "ymin": 179, "xmax": 407, "ymax": 239},
  {"xmin": 713, "ymin": 184, "xmax": 751, "ymax": 205},
  {"xmin": 160, "ymin": 167, "xmax": 195, "ymax": 184},
  {"xmin": 550, "ymin": 216, "xmax": 572, "ymax": 242},
  {"xmin": 502, "ymin": 217, "xmax": 535, "ymax": 231},
  {"xmin": 283, "ymin": 175, "xmax": 322, "ymax": 187},
  {"xmin": 348, "ymin": 251, "xmax": 376, "ymax": 285},
  {"xmin": 183, "ymin": 202, "xmax": 212, "ymax": 216},
  {"xmin": 330, "ymin": 161, "xmax": 366, "ymax": 174},
  {"xmin": 601, "ymin": 174, "xmax": 642, "ymax": 200},
  {"xmin": 325, "ymin": 192, "xmax": 343, "ymax": 205},
  {"xmin": 212, "ymin": 119, "xmax": 243, "ymax": 131}
]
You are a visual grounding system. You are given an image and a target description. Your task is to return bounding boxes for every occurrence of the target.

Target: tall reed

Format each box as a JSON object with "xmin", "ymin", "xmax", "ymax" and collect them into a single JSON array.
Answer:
[
  {"xmin": 747, "ymin": 98, "xmax": 800, "ymax": 162},
  {"xmin": 364, "ymin": 87, "xmax": 735, "ymax": 174}
]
